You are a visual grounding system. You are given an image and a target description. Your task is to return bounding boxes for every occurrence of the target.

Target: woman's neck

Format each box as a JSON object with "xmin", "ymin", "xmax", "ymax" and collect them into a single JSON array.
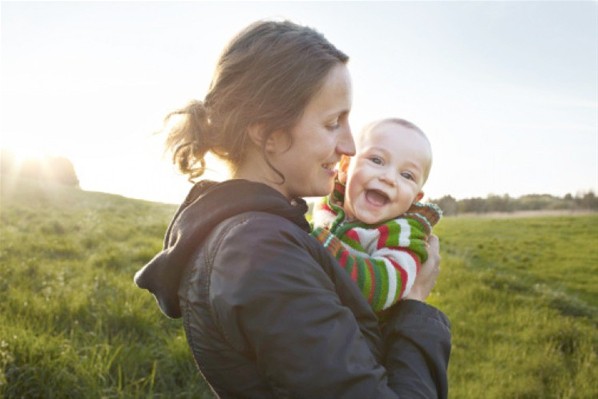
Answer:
[{"xmin": 233, "ymin": 168, "xmax": 291, "ymax": 201}]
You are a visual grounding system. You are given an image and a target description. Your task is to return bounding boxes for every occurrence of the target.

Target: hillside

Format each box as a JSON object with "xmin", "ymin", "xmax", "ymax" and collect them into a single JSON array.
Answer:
[
  {"xmin": 0, "ymin": 179, "xmax": 213, "ymax": 398},
  {"xmin": 1, "ymin": 179, "xmax": 596, "ymax": 398}
]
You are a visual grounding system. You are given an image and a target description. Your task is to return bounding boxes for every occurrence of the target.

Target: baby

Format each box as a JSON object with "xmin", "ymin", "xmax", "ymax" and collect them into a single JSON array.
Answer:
[{"xmin": 312, "ymin": 118, "xmax": 442, "ymax": 313}]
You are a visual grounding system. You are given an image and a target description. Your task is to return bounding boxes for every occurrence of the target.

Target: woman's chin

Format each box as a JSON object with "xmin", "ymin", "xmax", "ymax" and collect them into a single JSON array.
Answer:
[
  {"xmin": 323, "ymin": 180, "xmax": 336, "ymax": 196},
  {"xmin": 301, "ymin": 176, "xmax": 336, "ymax": 198}
]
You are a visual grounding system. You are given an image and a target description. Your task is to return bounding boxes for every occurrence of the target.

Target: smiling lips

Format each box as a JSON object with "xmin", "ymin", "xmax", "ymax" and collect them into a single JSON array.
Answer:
[
  {"xmin": 365, "ymin": 189, "xmax": 390, "ymax": 206},
  {"xmin": 322, "ymin": 162, "xmax": 338, "ymax": 176}
]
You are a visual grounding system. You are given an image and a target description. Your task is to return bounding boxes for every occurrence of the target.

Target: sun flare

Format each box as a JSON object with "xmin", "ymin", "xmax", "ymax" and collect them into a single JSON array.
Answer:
[
  {"xmin": 1, "ymin": 145, "xmax": 80, "ymax": 188},
  {"xmin": 4, "ymin": 145, "xmax": 50, "ymax": 164}
]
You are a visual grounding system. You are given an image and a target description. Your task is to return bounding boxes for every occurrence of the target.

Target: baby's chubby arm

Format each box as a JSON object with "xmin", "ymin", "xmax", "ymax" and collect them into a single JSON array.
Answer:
[{"xmin": 311, "ymin": 218, "xmax": 429, "ymax": 312}]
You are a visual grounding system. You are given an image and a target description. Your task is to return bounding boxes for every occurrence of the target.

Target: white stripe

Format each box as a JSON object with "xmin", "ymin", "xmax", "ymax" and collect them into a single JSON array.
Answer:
[
  {"xmin": 377, "ymin": 247, "xmax": 418, "ymax": 303},
  {"xmin": 382, "ymin": 257, "xmax": 398, "ymax": 309},
  {"xmin": 397, "ymin": 218, "xmax": 411, "ymax": 247},
  {"xmin": 353, "ymin": 227, "xmax": 379, "ymax": 252},
  {"xmin": 395, "ymin": 251, "xmax": 418, "ymax": 298}
]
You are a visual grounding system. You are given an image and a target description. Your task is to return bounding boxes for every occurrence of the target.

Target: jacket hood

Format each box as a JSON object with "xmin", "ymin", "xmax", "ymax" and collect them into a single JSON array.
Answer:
[{"xmin": 134, "ymin": 179, "xmax": 310, "ymax": 318}]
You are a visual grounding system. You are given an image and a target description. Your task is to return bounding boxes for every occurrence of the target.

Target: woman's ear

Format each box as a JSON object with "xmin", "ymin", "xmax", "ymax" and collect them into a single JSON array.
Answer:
[
  {"xmin": 338, "ymin": 155, "xmax": 351, "ymax": 184},
  {"xmin": 247, "ymin": 123, "xmax": 266, "ymax": 147},
  {"xmin": 247, "ymin": 124, "xmax": 283, "ymax": 153}
]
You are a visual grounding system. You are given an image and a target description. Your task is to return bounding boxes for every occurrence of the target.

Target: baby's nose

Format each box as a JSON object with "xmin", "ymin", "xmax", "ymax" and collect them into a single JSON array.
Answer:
[{"xmin": 379, "ymin": 173, "xmax": 396, "ymax": 186}]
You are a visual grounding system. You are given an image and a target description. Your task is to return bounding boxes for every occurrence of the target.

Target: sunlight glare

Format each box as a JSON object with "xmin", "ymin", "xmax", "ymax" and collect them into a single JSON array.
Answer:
[{"xmin": 5, "ymin": 144, "xmax": 50, "ymax": 164}]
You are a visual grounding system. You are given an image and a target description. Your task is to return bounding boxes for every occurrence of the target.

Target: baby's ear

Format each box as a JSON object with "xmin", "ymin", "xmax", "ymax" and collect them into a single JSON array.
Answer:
[
  {"xmin": 338, "ymin": 155, "xmax": 351, "ymax": 183},
  {"xmin": 415, "ymin": 191, "xmax": 425, "ymax": 203}
]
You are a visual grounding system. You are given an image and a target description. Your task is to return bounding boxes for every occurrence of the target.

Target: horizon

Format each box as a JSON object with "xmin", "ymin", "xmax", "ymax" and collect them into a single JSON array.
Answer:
[
  {"xmin": 2, "ymin": 146, "xmax": 596, "ymax": 206},
  {"xmin": 2, "ymin": 2, "xmax": 597, "ymax": 204}
]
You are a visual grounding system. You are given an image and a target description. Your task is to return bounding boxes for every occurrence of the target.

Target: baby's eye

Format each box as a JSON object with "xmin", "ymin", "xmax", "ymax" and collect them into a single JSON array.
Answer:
[
  {"xmin": 401, "ymin": 172, "xmax": 415, "ymax": 181},
  {"xmin": 369, "ymin": 156, "xmax": 383, "ymax": 165}
]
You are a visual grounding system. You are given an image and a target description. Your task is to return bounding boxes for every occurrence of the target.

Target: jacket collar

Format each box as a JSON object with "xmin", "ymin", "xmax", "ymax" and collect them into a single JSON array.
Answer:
[{"xmin": 134, "ymin": 179, "xmax": 309, "ymax": 318}]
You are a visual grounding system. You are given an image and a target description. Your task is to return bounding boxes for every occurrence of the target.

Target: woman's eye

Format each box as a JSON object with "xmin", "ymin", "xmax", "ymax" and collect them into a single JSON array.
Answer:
[{"xmin": 326, "ymin": 122, "xmax": 340, "ymax": 131}]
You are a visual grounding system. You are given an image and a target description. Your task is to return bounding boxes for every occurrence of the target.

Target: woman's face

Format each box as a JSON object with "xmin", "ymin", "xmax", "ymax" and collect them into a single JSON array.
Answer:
[{"xmin": 271, "ymin": 64, "xmax": 355, "ymax": 199}]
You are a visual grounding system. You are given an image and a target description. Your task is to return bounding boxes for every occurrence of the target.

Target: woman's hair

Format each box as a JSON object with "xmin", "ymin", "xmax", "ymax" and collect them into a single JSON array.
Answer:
[{"xmin": 165, "ymin": 20, "xmax": 349, "ymax": 181}]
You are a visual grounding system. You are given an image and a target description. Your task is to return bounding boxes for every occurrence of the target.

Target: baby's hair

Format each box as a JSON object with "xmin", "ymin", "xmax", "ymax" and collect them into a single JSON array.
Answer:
[{"xmin": 371, "ymin": 118, "xmax": 429, "ymax": 144}]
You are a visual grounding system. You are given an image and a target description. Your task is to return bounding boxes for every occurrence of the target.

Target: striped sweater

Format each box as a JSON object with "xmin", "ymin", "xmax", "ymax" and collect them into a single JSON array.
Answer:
[{"xmin": 311, "ymin": 180, "xmax": 442, "ymax": 313}]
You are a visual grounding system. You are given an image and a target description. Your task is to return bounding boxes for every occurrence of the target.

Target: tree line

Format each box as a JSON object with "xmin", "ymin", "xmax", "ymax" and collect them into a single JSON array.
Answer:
[
  {"xmin": 429, "ymin": 192, "xmax": 598, "ymax": 216},
  {"xmin": 1, "ymin": 149, "xmax": 79, "ymax": 187}
]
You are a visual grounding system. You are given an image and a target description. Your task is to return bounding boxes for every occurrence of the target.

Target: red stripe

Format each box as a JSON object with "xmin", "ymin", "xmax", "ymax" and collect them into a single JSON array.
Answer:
[
  {"xmin": 351, "ymin": 261, "xmax": 358, "ymax": 281},
  {"xmin": 377, "ymin": 224, "xmax": 389, "ymax": 250},
  {"xmin": 339, "ymin": 249, "xmax": 349, "ymax": 268},
  {"xmin": 394, "ymin": 258, "xmax": 408, "ymax": 297},
  {"xmin": 346, "ymin": 229, "xmax": 359, "ymax": 242}
]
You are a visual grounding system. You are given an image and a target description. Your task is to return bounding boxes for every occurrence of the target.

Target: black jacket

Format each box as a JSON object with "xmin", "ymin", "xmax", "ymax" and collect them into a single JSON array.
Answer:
[{"xmin": 135, "ymin": 180, "xmax": 451, "ymax": 398}]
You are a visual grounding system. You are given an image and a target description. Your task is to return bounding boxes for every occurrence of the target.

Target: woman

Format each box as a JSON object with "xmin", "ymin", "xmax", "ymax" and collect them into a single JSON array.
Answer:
[{"xmin": 135, "ymin": 20, "xmax": 450, "ymax": 398}]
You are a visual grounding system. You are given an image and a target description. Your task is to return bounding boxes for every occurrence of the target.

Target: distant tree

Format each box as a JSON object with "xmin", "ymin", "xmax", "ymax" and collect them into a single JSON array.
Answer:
[
  {"xmin": 434, "ymin": 195, "xmax": 458, "ymax": 216},
  {"xmin": 0, "ymin": 151, "xmax": 79, "ymax": 188},
  {"xmin": 459, "ymin": 197, "xmax": 487, "ymax": 213},
  {"xmin": 577, "ymin": 191, "xmax": 598, "ymax": 210},
  {"xmin": 486, "ymin": 194, "xmax": 513, "ymax": 213},
  {"xmin": 45, "ymin": 156, "xmax": 79, "ymax": 187},
  {"xmin": 517, "ymin": 194, "xmax": 556, "ymax": 211}
]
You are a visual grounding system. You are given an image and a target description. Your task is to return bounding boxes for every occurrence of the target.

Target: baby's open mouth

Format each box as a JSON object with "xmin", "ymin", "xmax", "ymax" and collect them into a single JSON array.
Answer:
[{"xmin": 365, "ymin": 189, "xmax": 389, "ymax": 206}]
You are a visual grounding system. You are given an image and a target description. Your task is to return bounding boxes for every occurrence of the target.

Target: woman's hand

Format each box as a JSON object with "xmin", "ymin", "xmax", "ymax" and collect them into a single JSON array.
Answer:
[{"xmin": 404, "ymin": 234, "xmax": 440, "ymax": 302}]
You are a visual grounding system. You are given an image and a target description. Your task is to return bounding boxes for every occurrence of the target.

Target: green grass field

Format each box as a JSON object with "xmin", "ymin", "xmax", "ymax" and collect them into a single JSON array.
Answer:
[
  {"xmin": 432, "ymin": 215, "xmax": 597, "ymax": 398},
  {"xmin": 1, "ymin": 179, "xmax": 596, "ymax": 398}
]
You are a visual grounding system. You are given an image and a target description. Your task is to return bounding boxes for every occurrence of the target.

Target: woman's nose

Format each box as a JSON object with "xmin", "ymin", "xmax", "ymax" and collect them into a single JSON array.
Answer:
[{"xmin": 337, "ymin": 125, "xmax": 355, "ymax": 156}]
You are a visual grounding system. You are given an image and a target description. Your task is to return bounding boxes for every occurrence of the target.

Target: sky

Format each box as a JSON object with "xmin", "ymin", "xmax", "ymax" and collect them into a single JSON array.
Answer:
[{"xmin": 1, "ymin": 1, "xmax": 597, "ymax": 204}]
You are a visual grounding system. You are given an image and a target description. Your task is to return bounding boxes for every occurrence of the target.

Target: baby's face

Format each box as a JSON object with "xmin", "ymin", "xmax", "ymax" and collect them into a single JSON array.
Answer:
[{"xmin": 343, "ymin": 121, "xmax": 431, "ymax": 225}]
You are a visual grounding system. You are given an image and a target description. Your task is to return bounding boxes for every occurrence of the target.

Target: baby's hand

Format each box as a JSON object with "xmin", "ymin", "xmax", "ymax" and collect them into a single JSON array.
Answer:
[
  {"xmin": 404, "ymin": 234, "xmax": 441, "ymax": 302},
  {"xmin": 405, "ymin": 202, "xmax": 443, "ymax": 234}
]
